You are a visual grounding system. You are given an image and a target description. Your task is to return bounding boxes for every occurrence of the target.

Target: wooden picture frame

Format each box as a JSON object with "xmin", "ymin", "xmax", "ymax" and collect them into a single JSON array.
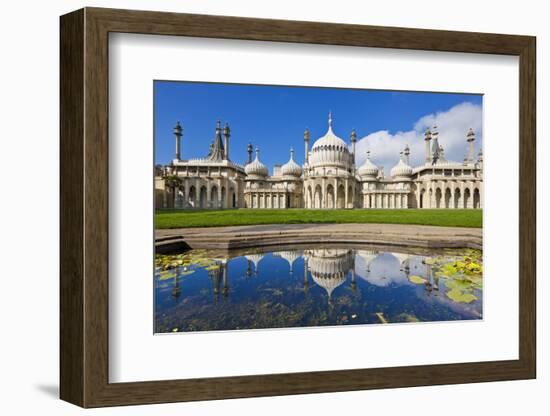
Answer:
[{"xmin": 60, "ymin": 7, "xmax": 536, "ymax": 408}]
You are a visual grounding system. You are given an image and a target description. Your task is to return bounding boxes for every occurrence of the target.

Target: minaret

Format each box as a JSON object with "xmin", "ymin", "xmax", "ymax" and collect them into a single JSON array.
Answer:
[
  {"xmin": 404, "ymin": 144, "xmax": 410, "ymax": 165},
  {"xmin": 424, "ymin": 128, "xmax": 432, "ymax": 163},
  {"xmin": 173, "ymin": 121, "xmax": 183, "ymax": 161},
  {"xmin": 350, "ymin": 129, "xmax": 357, "ymax": 165},
  {"xmin": 247, "ymin": 142, "xmax": 253, "ymax": 164},
  {"xmin": 304, "ymin": 128, "xmax": 310, "ymax": 164},
  {"xmin": 223, "ymin": 122, "xmax": 231, "ymax": 160},
  {"xmin": 466, "ymin": 128, "xmax": 475, "ymax": 163},
  {"xmin": 477, "ymin": 147, "xmax": 483, "ymax": 171}
]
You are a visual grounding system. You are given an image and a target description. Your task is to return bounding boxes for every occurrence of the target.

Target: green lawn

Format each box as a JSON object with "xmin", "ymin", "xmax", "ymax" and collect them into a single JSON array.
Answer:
[{"xmin": 155, "ymin": 209, "xmax": 482, "ymax": 229}]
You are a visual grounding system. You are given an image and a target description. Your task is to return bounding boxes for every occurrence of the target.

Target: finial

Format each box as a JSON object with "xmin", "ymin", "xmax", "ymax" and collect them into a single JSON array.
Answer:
[
  {"xmin": 424, "ymin": 128, "xmax": 432, "ymax": 140},
  {"xmin": 328, "ymin": 111, "xmax": 333, "ymax": 128},
  {"xmin": 366, "ymin": 150, "xmax": 371, "ymax": 159},
  {"xmin": 216, "ymin": 120, "xmax": 221, "ymax": 130},
  {"xmin": 173, "ymin": 121, "xmax": 183, "ymax": 135},
  {"xmin": 290, "ymin": 146, "xmax": 294, "ymax": 159},
  {"xmin": 223, "ymin": 122, "xmax": 231, "ymax": 136},
  {"xmin": 255, "ymin": 147, "xmax": 260, "ymax": 159},
  {"xmin": 350, "ymin": 129, "xmax": 357, "ymax": 142},
  {"xmin": 304, "ymin": 128, "xmax": 310, "ymax": 140},
  {"xmin": 247, "ymin": 142, "xmax": 253, "ymax": 151},
  {"xmin": 467, "ymin": 127, "xmax": 475, "ymax": 141}
]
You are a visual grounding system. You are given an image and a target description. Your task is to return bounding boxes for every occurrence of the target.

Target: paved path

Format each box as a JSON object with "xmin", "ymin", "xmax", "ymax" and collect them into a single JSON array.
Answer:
[{"xmin": 155, "ymin": 223, "xmax": 482, "ymax": 251}]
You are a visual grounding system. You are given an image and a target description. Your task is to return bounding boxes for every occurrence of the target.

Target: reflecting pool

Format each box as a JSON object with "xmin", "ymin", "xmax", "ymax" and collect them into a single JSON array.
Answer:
[{"xmin": 155, "ymin": 245, "xmax": 483, "ymax": 333}]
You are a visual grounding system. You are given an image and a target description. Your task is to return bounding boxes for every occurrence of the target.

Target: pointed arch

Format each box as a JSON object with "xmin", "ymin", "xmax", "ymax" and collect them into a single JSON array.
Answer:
[
  {"xmin": 435, "ymin": 188, "xmax": 442, "ymax": 208},
  {"xmin": 473, "ymin": 188, "xmax": 481, "ymax": 209},
  {"xmin": 444, "ymin": 188, "xmax": 452, "ymax": 208},
  {"xmin": 314, "ymin": 185, "xmax": 322, "ymax": 209},
  {"xmin": 337, "ymin": 185, "xmax": 345, "ymax": 209}
]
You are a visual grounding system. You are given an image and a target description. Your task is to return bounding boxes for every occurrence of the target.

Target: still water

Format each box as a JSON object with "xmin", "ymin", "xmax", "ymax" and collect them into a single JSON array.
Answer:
[{"xmin": 155, "ymin": 245, "xmax": 483, "ymax": 333}]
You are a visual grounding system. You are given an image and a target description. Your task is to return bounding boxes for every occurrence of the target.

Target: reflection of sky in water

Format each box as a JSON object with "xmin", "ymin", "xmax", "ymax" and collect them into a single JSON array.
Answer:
[{"xmin": 155, "ymin": 246, "xmax": 482, "ymax": 333}]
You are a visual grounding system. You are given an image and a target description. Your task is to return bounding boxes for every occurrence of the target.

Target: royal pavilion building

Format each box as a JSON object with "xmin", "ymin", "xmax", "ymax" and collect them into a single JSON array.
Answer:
[{"xmin": 155, "ymin": 113, "xmax": 483, "ymax": 210}]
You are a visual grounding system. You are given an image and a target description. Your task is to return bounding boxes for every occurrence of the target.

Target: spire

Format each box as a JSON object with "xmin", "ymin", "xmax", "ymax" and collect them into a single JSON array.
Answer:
[
  {"xmin": 247, "ymin": 142, "xmax": 253, "ymax": 164},
  {"xmin": 350, "ymin": 129, "xmax": 357, "ymax": 143},
  {"xmin": 466, "ymin": 127, "xmax": 475, "ymax": 163},
  {"xmin": 223, "ymin": 122, "xmax": 231, "ymax": 161},
  {"xmin": 290, "ymin": 146, "xmax": 295, "ymax": 160},
  {"xmin": 304, "ymin": 128, "xmax": 310, "ymax": 165},
  {"xmin": 206, "ymin": 120, "xmax": 225, "ymax": 161},
  {"xmin": 255, "ymin": 147, "xmax": 260, "ymax": 160},
  {"xmin": 424, "ymin": 128, "xmax": 432, "ymax": 141},
  {"xmin": 431, "ymin": 125, "xmax": 440, "ymax": 165},
  {"xmin": 350, "ymin": 128, "xmax": 357, "ymax": 166},
  {"xmin": 424, "ymin": 128, "xmax": 432, "ymax": 164},
  {"xmin": 173, "ymin": 121, "xmax": 183, "ymax": 161}
]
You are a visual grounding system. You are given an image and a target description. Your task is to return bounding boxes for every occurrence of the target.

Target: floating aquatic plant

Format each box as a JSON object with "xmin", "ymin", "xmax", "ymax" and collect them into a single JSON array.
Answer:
[{"xmin": 423, "ymin": 249, "xmax": 483, "ymax": 303}]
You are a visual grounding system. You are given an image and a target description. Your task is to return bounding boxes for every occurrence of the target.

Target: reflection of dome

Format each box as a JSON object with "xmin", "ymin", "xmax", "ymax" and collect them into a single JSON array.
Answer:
[
  {"xmin": 280, "ymin": 147, "xmax": 302, "ymax": 177},
  {"xmin": 245, "ymin": 148, "xmax": 268, "ymax": 177},
  {"xmin": 309, "ymin": 113, "xmax": 353, "ymax": 170},
  {"xmin": 305, "ymin": 248, "xmax": 354, "ymax": 297},
  {"xmin": 311, "ymin": 274, "xmax": 347, "ymax": 298},
  {"xmin": 358, "ymin": 252, "xmax": 407, "ymax": 287},
  {"xmin": 390, "ymin": 157, "xmax": 413, "ymax": 178},
  {"xmin": 244, "ymin": 253, "xmax": 264, "ymax": 269},
  {"xmin": 273, "ymin": 250, "xmax": 301, "ymax": 269},
  {"xmin": 354, "ymin": 250, "xmax": 379, "ymax": 275},
  {"xmin": 392, "ymin": 252, "xmax": 410, "ymax": 265},
  {"xmin": 358, "ymin": 152, "xmax": 379, "ymax": 178}
]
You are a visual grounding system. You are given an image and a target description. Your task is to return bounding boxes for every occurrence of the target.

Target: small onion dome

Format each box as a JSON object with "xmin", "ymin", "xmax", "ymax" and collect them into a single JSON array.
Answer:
[
  {"xmin": 274, "ymin": 250, "xmax": 301, "ymax": 269},
  {"xmin": 358, "ymin": 151, "xmax": 379, "ymax": 178},
  {"xmin": 245, "ymin": 147, "xmax": 268, "ymax": 177},
  {"xmin": 390, "ymin": 153, "xmax": 413, "ymax": 178},
  {"xmin": 244, "ymin": 253, "xmax": 264, "ymax": 269},
  {"xmin": 280, "ymin": 147, "xmax": 302, "ymax": 177}
]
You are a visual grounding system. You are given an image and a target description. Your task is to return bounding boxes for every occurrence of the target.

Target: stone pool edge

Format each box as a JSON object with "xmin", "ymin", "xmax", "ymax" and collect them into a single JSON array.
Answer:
[{"xmin": 155, "ymin": 223, "xmax": 482, "ymax": 253}]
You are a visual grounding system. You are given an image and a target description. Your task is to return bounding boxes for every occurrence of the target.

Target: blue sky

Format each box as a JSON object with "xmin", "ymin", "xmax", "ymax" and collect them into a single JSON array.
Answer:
[{"xmin": 154, "ymin": 81, "xmax": 482, "ymax": 174}]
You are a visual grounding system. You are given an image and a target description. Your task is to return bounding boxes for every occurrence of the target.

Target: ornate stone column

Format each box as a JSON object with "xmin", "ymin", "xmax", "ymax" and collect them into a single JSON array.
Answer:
[
  {"xmin": 322, "ymin": 177, "xmax": 326, "ymax": 208},
  {"xmin": 344, "ymin": 179, "xmax": 349, "ymax": 209}
]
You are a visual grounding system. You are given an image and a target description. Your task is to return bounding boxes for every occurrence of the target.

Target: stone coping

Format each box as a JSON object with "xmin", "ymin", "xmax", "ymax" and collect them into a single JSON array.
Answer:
[{"xmin": 155, "ymin": 223, "xmax": 482, "ymax": 252}]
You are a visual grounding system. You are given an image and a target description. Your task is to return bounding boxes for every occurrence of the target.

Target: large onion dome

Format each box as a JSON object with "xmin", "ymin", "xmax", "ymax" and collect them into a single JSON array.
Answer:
[
  {"xmin": 305, "ymin": 248, "xmax": 354, "ymax": 298},
  {"xmin": 280, "ymin": 147, "xmax": 302, "ymax": 177},
  {"xmin": 245, "ymin": 147, "xmax": 268, "ymax": 177},
  {"xmin": 357, "ymin": 150, "xmax": 379, "ymax": 178},
  {"xmin": 308, "ymin": 112, "xmax": 353, "ymax": 169},
  {"xmin": 390, "ymin": 150, "xmax": 413, "ymax": 178}
]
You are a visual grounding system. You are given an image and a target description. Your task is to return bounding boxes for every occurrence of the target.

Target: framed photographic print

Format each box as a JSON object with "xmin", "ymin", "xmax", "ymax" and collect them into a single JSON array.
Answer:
[{"xmin": 60, "ymin": 7, "xmax": 536, "ymax": 407}]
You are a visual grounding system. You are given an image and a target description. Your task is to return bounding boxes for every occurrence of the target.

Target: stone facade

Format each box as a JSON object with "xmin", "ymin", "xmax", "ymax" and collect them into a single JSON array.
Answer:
[{"xmin": 157, "ymin": 114, "xmax": 483, "ymax": 210}]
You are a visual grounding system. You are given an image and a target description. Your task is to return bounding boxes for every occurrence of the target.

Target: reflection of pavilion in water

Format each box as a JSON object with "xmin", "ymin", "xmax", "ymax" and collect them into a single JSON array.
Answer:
[{"xmin": 177, "ymin": 248, "xmax": 439, "ymax": 303}]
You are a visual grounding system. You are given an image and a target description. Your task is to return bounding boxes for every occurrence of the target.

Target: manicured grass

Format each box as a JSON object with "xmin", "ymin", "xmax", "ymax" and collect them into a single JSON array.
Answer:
[{"xmin": 155, "ymin": 209, "xmax": 482, "ymax": 229}]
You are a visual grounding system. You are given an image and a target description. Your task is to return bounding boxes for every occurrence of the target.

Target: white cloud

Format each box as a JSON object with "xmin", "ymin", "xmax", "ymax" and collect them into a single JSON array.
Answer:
[{"xmin": 353, "ymin": 102, "xmax": 482, "ymax": 175}]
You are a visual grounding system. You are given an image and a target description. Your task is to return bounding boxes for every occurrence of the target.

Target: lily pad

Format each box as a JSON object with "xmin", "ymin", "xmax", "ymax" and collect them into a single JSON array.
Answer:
[
  {"xmin": 409, "ymin": 275, "xmax": 427, "ymax": 284},
  {"xmin": 446, "ymin": 288, "xmax": 478, "ymax": 303}
]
